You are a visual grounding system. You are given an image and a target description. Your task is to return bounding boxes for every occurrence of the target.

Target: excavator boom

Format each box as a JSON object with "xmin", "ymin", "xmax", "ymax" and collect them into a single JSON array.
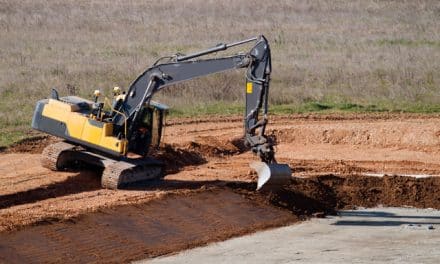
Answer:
[{"xmin": 115, "ymin": 36, "xmax": 277, "ymax": 163}]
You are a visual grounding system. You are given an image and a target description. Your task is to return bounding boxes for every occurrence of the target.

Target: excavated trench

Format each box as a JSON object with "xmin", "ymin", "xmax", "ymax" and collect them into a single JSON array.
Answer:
[{"xmin": 232, "ymin": 174, "xmax": 440, "ymax": 216}]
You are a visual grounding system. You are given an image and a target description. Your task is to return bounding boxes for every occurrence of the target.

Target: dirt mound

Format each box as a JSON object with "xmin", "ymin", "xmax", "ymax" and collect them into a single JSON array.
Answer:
[
  {"xmin": 290, "ymin": 160, "xmax": 368, "ymax": 174},
  {"xmin": 3, "ymin": 135, "xmax": 58, "ymax": 154},
  {"xmin": 272, "ymin": 125, "xmax": 440, "ymax": 150},
  {"xmin": 153, "ymin": 144, "xmax": 207, "ymax": 173},
  {"xmin": 297, "ymin": 174, "xmax": 440, "ymax": 210},
  {"xmin": 289, "ymin": 160, "xmax": 440, "ymax": 176},
  {"xmin": 231, "ymin": 174, "xmax": 440, "ymax": 218},
  {"xmin": 154, "ymin": 137, "xmax": 247, "ymax": 173},
  {"xmin": 181, "ymin": 136, "xmax": 246, "ymax": 157},
  {"xmin": 267, "ymin": 113, "xmax": 440, "ymax": 153}
]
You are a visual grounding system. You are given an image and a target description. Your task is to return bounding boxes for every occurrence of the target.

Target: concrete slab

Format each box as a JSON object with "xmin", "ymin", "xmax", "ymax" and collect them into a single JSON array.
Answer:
[{"xmin": 143, "ymin": 207, "xmax": 440, "ymax": 264}]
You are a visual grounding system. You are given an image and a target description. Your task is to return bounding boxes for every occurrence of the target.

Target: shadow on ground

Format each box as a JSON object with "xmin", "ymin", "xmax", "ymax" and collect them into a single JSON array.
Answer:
[
  {"xmin": 333, "ymin": 210, "xmax": 440, "ymax": 226},
  {"xmin": 0, "ymin": 171, "xmax": 101, "ymax": 209}
]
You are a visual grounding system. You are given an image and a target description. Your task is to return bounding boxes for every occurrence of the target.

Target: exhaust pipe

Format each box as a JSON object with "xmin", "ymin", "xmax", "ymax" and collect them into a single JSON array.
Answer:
[{"xmin": 250, "ymin": 161, "xmax": 292, "ymax": 191}]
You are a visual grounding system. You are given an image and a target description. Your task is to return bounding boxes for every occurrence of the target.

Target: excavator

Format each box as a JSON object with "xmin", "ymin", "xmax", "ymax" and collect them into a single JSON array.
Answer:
[{"xmin": 31, "ymin": 35, "xmax": 291, "ymax": 191}]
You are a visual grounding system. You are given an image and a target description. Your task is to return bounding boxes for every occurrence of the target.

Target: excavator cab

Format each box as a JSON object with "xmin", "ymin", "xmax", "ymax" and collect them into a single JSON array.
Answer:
[{"xmin": 128, "ymin": 101, "xmax": 168, "ymax": 156}]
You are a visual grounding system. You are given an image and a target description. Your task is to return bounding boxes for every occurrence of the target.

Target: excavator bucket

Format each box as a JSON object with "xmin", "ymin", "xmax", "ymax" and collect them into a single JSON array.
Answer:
[{"xmin": 250, "ymin": 161, "xmax": 292, "ymax": 191}]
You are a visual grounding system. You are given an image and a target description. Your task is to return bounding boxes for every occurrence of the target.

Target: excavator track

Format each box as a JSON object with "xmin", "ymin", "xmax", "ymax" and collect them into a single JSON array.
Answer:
[
  {"xmin": 41, "ymin": 141, "xmax": 76, "ymax": 171},
  {"xmin": 42, "ymin": 141, "xmax": 163, "ymax": 189},
  {"xmin": 102, "ymin": 159, "xmax": 164, "ymax": 189}
]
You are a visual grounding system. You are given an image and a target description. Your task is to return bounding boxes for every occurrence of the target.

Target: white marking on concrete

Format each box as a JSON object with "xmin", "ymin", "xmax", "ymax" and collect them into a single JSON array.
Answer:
[{"xmin": 362, "ymin": 173, "xmax": 437, "ymax": 178}]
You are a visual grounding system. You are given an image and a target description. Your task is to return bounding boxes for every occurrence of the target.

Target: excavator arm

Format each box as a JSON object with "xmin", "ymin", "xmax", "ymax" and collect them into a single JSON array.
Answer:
[{"xmin": 113, "ymin": 36, "xmax": 276, "ymax": 164}]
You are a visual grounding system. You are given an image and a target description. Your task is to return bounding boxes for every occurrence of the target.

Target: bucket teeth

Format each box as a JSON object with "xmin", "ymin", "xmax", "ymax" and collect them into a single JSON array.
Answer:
[{"xmin": 250, "ymin": 161, "xmax": 292, "ymax": 191}]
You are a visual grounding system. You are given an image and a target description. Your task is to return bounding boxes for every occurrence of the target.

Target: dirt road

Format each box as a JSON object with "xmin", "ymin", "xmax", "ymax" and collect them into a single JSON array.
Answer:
[{"xmin": 1, "ymin": 113, "xmax": 440, "ymax": 262}]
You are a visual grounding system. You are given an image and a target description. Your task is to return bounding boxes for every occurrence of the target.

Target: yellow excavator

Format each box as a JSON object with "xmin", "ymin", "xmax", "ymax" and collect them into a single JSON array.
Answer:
[{"xmin": 31, "ymin": 35, "xmax": 291, "ymax": 190}]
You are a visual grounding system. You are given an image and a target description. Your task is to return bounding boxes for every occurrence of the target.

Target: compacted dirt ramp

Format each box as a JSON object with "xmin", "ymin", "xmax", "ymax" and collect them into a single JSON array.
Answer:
[
  {"xmin": 0, "ymin": 189, "xmax": 295, "ymax": 263},
  {"xmin": 1, "ymin": 113, "xmax": 440, "ymax": 263}
]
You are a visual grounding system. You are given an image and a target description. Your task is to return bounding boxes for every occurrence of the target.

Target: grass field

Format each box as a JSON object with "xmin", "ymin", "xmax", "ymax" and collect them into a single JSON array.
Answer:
[{"xmin": 0, "ymin": 0, "xmax": 439, "ymax": 146}]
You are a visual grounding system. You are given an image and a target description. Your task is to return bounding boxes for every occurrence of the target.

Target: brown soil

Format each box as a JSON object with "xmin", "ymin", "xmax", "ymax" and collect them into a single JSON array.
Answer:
[
  {"xmin": 1, "ymin": 113, "xmax": 440, "ymax": 262},
  {"xmin": 1, "ymin": 135, "xmax": 59, "ymax": 154},
  {"xmin": 0, "ymin": 189, "xmax": 296, "ymax": 263},
  {"xmin": 1, "ymin": 175, "xmax": 439, "ymax": 263},
  {"xmin": 232, "ymin": 175, "xmax": 440, "ymax": 216}
]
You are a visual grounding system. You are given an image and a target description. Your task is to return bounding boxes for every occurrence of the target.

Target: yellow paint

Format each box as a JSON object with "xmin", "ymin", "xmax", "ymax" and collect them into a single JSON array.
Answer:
[
  {"xmin": 41, "ymin": 99, "xmax": 127, "ymax": 155},
  {"xmin": 81, "ymin": 121, "xmax": 103, "ymax": 145},
  {"xmin": 66, "ymin": 115, "xmax": 84, "ymax": 138},
  {"xmin": 246, "ymin": 82, "xmax": 253, "ymax": 94},
  {"xmin": 42, "ymin": 99, "xmax": 77, "ymax": 120}
]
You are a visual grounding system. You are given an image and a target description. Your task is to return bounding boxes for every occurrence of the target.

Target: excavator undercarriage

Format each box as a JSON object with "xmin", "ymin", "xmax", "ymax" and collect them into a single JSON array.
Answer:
[{"xmin": 41, "ymin": 141, "xmax": 163, "ymax": 189}]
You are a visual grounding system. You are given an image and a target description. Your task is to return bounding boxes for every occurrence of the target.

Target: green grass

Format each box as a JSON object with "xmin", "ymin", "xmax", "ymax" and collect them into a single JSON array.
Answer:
[
  {"xmin": 0, "ymin": 129, "xmax": 27, "ymax": 148},
  {"xmin": 167, "ymin": 100, "xmax": 440, "ymax": 118}
]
